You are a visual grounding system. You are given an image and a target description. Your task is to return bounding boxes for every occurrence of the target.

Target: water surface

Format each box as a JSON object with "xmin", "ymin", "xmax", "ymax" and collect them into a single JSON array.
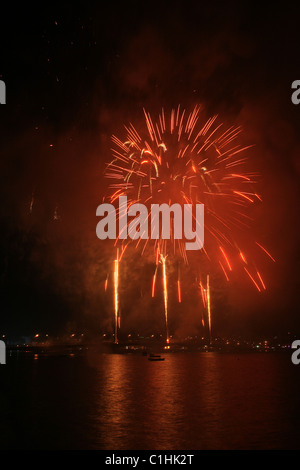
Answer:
[{"xmin": 0, "ymin": 350, "xmax": 299, "ymax": 449}]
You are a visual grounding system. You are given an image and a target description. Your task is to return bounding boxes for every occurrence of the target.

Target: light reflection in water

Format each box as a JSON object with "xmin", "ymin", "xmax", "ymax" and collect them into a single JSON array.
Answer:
[
  {"xmin": 2, "ymin": 350, "xmax": 300, "ymax": 450},
  {"xmin": 88, "ymin": 352, "xmax": 287, "ymax": 450}
]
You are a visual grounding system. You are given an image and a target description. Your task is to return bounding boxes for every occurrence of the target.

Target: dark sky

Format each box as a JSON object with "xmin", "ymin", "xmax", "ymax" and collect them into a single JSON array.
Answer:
[{"xmin": 0, "ymin": 1, "xmax": 300, "ymax": 340}]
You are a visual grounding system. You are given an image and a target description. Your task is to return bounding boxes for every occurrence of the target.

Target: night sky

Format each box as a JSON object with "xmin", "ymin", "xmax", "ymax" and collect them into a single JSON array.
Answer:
[{"xmin": 0, "ymin": 1, "xmax": 300, "ymax": 340}]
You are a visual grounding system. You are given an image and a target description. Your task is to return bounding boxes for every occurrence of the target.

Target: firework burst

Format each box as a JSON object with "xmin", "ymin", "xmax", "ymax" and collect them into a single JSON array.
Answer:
[
  {"xmin": 103, "ymin": 105, "xmax": 275, "ymax": 340},
  {"xmin": 105, "ymin": 106, "xmax": 271, "ymax": 277}
]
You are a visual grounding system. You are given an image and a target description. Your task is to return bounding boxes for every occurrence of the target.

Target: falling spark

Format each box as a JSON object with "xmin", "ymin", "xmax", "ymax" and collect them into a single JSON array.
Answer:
[
  {"xmin": 219, "ymin": 261, "xmax": 230, "ymax": 281},
  {"xmin": 243, "ymin": 266, "xmax": 261, "ymax": 292},
  {"xmin": 257, "ymin": 270, "xmax": 266, "ymax": 290},
  {"xmin": 219, "ymin": 246, "xmax": 232, "ymax": 271},
  {"xmin": 255, "ymin": 242, "xmax": 276, "ymax": 263},
  {"xmin": 239, "ymin": 251, "xmax": 247, "ymax": 264}
]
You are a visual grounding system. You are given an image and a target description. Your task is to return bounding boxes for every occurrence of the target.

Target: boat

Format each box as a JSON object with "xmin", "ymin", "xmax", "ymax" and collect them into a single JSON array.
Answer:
[{"xmin": 148, "ymin": 354, "xmax": 165, "ymax": 361}]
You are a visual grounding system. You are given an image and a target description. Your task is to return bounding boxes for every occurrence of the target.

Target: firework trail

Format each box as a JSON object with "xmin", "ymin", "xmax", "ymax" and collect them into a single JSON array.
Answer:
[
  {"xmin": 160, "ymin": 254, "xmax": 169, "ymax": 343},
  {"xmin": 177, "ymin": 264, "xmax": 182, "ymax": 303},
  {"xmin": 114, "ymin": 249, "xmax": 119, "ymax": 344},
  {"xmin": 199, "ymin": 275, "xmax": 212, "ymax": 340},
  {"xmin": 151, "ymin": 265, "xmax": 158, "ymax": 298},
  {"xmin": 206, "ymin": 274, "xmax": 212, "ymax": 343}
]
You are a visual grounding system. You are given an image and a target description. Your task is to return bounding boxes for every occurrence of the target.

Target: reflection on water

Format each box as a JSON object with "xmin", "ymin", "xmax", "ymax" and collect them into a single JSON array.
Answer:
[
  {"xmin": 1, "ymin": 351, "xmax": 300, "ymax": 449},
  {"xmin": 89, "ymin": 351, "xmax": 300, "ymax": 450}
]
